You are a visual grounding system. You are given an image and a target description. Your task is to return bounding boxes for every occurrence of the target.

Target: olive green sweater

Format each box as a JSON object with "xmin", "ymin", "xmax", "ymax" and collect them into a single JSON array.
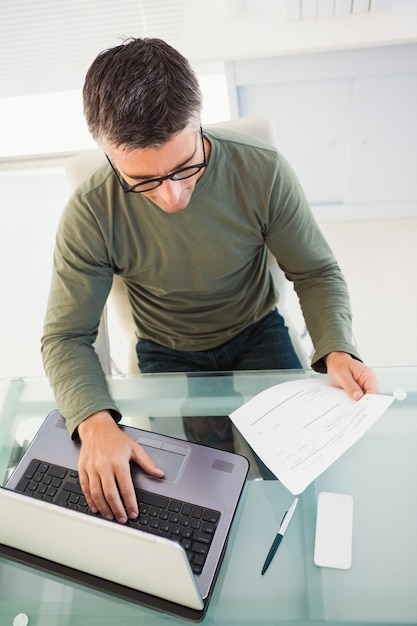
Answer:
[{"xmin": 42, "ymin": 128, "xmax": 359, "ymax": 436}]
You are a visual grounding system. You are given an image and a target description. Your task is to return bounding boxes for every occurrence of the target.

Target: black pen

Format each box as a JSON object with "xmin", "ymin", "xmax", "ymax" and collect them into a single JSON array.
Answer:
[{"xmin": 261, "ymin": 497, "xmax": 299, "ymax": 575}]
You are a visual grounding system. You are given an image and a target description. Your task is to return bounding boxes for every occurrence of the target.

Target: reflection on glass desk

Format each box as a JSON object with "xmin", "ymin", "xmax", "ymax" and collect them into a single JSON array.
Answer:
[{"xmin": 1, "ymin": 368, "xmax": 416, "ymax": 625}]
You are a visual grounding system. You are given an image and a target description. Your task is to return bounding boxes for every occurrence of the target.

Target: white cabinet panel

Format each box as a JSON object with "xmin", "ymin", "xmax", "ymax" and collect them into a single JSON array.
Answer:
[
  {"xmin": 231, "ymin": 44, "xmax": 417, "ymax": 215},
  {"xmin": 238, "ymin": 78, "xmax": 352, "ymax": 204},
  {"xmin": 346, "ymin": 72, "xmax": 417, "ymax": 203}
]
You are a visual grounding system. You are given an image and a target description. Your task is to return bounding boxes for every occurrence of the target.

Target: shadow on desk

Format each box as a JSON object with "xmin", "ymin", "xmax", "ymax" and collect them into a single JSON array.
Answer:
[{"xmin": 183, "ymin": 414, "xmax": 276, "ymax": 481}]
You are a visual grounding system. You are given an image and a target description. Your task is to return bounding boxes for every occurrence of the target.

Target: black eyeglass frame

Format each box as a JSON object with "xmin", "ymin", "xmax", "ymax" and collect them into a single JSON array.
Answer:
[{"xmin": 105, "ymin": 127, "xmax": 207, "ymax": 194}]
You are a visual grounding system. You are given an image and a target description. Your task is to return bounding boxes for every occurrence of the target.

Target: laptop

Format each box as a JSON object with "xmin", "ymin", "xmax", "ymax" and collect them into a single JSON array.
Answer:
[{"xmin": 0, "ymin": 410, "xmax": 249, "ymax": 621}]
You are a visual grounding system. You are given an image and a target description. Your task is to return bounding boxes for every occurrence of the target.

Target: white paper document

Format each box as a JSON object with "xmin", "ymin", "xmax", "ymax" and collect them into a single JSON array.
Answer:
[{"xmin": 229, "ymin": 378, "xmax": 394, "ymax": 494}]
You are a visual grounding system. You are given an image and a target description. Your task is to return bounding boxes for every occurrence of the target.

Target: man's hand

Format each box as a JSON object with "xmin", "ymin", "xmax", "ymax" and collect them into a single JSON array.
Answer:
[
  {"xmin": 77, "ymin": 411, "xmax": 164, "ymax": 523},
  {"xmin": 325, "ymin": 351, "xmax": 378, "ymax": 400}
]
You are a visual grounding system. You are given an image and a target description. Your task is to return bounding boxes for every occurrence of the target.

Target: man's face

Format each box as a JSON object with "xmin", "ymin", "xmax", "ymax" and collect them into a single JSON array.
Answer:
[{"xmin": 106, "ymin": 127, "xmax": 209, "ymax": 214}]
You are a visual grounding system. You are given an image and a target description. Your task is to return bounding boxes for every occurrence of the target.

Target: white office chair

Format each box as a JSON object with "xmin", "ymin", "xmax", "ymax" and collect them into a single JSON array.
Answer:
[{"xmin": 65, "ymin": 116, "xmax": 312, "ymax": 374}]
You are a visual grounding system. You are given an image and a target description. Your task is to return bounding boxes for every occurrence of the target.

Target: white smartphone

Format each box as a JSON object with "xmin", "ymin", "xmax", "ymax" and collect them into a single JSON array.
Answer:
[{"xmin": 314, "ymin": 491, "xmax": 353, "ymax": 570}]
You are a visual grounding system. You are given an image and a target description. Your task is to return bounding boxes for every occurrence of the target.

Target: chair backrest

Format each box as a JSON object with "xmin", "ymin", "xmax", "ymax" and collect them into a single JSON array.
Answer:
[
  {"xmin": 65, "ymin": 116, "xmax": 310, "ymax": 373},
  {"xmin": 65, "ymin": 149, "xmax": 106, "ymax": 188}
]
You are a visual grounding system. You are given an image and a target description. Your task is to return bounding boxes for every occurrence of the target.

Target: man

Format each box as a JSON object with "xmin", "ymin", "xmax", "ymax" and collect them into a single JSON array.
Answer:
[{"xmin": 42, "ymin": 38, "xmax": 377, "ymax": 525}]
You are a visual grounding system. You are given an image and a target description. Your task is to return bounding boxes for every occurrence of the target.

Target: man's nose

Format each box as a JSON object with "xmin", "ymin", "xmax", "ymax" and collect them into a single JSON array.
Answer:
[{"xmin": 156, "ymin": 179, "xmax": 182, "ymax": 207}]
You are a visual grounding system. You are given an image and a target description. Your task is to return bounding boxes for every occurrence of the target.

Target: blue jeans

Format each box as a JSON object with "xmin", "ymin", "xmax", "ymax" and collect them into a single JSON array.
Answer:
[{"xmin": 136, "ymin": 309, "xmax": 302, "ymax": 373}]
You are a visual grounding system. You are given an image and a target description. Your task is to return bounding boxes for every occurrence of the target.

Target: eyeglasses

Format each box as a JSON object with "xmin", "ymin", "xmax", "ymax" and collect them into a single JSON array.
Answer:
[{"xmin": 105, "ymin": 127, "xmax": 207, "ymax": 194}]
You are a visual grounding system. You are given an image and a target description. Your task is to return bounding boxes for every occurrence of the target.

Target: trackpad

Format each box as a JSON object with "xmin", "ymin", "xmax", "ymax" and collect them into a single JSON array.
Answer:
[{"xmin": 136, "ymin": 437, "xmax": 187, "ymax": 482}]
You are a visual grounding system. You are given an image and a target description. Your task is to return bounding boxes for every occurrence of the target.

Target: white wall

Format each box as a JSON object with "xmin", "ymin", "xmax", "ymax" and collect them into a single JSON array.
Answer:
[
  {"xmin": 228, "ymin": 43, "xmax": 417, "ymax": 219},
  {"xmin": 0, "ymin": 171, "xmax": 70, "ymax": 378},
  {"xmin": 319, "ymin": 218, "xmax": 417, "ymax": 367},
  {"xmin": 283, "ymin": 218, "xmax": 417, "ymax": 368}
]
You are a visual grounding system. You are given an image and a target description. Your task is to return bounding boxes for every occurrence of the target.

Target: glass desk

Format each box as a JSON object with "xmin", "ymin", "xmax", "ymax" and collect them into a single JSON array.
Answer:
[{"xmin": 0, "ymin": 368, "xmax": 416, "ymax": 625}]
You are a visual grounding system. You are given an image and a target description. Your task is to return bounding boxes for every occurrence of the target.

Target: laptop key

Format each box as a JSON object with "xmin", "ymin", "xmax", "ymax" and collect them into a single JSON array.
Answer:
[
  {"xmin": 47, "ymin": 465, "xmax": 68, "ymax": 479},
  {"xmin": 148, "ymin": 506, "xmax": 159, "ymax": 517},
  {"xmin": 23, "ymin": 459, "xmax": 41, "ymax": 480},
  {"xmin": 62, "ymin": 481, "xmax": 83, "ymax": 495},
  {"xmin": 149, "ymin": 518, "xmax": 160, "ymax": 529},
  {"xmin": 192, "ymin": 541, "xmax": 209, "ymax": 556},
  {"xmin": 202, "ymin": 509, "xmax": 220, "ymax": 524},
  {"xmin": 202, "ymin": 521, "xmax": 215, "ymax": 534},
  {"xmin": 181, "ymin": 503, "xmax": 192, "ymax": 516},
  {"xmin": 193, "ymin": 531, "xmax": 212, "ymax": 545},
  {"xmin": 56, "ymin": 491, "xmax": 70, "ymax": 506},
  {"xmin": 16, "ymin": 478, "xmax": 29, "ymax": 493},
  {"xmin": 194, "ymin": 553, "xmax": 205, "ymax": 564},
  {"xmin": 169, "ymin": 512, "xmax": 180, "ymax": 524},
  {"xmin": 191, "ymin": 506, "xmax": 203, "ymax": 518},
  {"xmin": 135, "ymin": 489, "xmax": 169, "ymax": 509},
  {"xmin": 181, "ymin": 538, "xmax": 192, "ymax": 551},
  {"xmin": 160, "ymin": 521, "xmax": 171, "ymax": 534},
  {"xmin": 168, "ymin": 499, "xmax": 182, "ymax": 513}
]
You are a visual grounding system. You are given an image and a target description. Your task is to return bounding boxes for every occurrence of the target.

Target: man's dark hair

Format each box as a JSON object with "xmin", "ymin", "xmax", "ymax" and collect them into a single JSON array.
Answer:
[{"xmin": 83, "ymin": 37, "xmax": 203, "ymax": 150}]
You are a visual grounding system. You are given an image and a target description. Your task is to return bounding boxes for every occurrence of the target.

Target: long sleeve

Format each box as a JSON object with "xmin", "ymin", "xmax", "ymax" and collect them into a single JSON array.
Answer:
[
  {"xmin": 263, "ymin": 152, "xmax": 359, "ymax": 371},
  {"xmin": 41, "ymin": 192, "xmax": 121, "ymax": 437}
]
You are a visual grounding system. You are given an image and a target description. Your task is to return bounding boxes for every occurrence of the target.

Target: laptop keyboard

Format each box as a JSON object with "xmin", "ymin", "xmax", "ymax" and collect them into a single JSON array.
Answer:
[{"xmin": 16, "ymin": 458, "xmax": 221, "ymax": 575}]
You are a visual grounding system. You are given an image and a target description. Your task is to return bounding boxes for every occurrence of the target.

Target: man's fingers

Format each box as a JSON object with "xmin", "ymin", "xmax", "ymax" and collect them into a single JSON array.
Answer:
[
  {"xmin": 99, "ymin": 471, "xmax": 131, "ymax": 523},
  {"xmin": 77, "ymin": 414, "xmax": 164, "ymax": 522},
  {"xmin": 326, "ymin": 352, "xmax": 379, "ymax": 400},
  {"xmin": 78, "ymin": 442, "xmax": 163, "ymax": 523},
  {"xmin": 131, "ymin": 442, "xmax": 165, "ymax": 479},
  {"xmin": 78, "ymin": 467, "xmax": 97, "ymax": 512},
  {"xmin": 79, "ymin": 465, "xmax": 127, "ymax": 522},
  {"xmin": 336, "ymin": 369, "xmax": 364, "ymax": 400}
]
